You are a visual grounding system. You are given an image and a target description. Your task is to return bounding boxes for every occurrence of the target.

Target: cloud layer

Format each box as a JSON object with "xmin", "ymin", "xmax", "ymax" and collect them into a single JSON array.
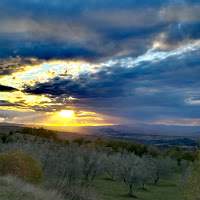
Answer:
[
  {"xmin": 0, "ymin": 0, "xmax": 200, "ymax": 125},
  {"xmin": 0, "ymin": 0, "xmax": 200, "ymax": 63},
  {"xmin": 23, "ymin": 45, "xmax": 200, "ymax": 123},
  {"xmin": 0, "ymin": 85, "xmax": 18, "ymax": 92}
]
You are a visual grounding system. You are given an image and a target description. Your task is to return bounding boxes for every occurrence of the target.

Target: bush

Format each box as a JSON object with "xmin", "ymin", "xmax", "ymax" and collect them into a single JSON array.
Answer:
[
  {"xmin": 180, "ymin": 151, "xmax": 196, "ymax": 162},
  {"xmin": 0, "ymin": 151, "xmax": 42, "ymax": 183}
]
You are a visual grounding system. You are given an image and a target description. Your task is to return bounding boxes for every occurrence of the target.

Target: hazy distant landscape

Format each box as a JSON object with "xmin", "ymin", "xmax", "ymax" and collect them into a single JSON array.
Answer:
[
  {"xmin": 1, "ymin": 122, "xmax": 200, "ymax": 150},
  {"xmin": 45, "ymin": 125, "xmax": 198, "ymax": 150}
]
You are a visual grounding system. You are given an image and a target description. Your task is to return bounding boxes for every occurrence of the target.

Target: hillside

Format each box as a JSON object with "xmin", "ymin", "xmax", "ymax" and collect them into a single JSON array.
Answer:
[{"xmin": 0, "ymin": 123, "xmax": 199, "ymax": 149}]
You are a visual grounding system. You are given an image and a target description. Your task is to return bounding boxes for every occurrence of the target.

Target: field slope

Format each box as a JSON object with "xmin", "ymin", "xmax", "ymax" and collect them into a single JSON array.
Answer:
[{"xmin": 95, "ymin": 174, "xmax": 182, "ymax": 200}]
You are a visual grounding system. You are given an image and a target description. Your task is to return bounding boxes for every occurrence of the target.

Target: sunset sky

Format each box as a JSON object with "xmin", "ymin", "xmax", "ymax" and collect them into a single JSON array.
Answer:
[{"xmin": 0, "ymin": 0, "xmax": 200, "ymax": 126}]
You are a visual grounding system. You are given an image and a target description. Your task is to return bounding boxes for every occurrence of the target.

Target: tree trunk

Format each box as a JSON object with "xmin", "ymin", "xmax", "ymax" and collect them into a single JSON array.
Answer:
[
  {"xmin": 42, "ymin": 154, "xmax": 50, "ymax": 171},
  {"xmin": 128, "ymin": 184, "xmax": 133, "ymax": 196},
  {"xmin": 85, "ymin": 172, "xmax": 89, "ymax": 183},
  {"xmin": 57, "ymin": 170, "xmax": 67, "ymax": 191},
  {"xmin": 154, "ymin": 177, "xmax": 159, "ymax": 184}
]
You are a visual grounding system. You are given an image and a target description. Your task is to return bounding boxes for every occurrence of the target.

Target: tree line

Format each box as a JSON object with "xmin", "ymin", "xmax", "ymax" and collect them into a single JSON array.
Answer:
[
  {"xmin": 2, "ymin": 127, "xmax": 196, "ymax": 162},
  {"xmin": 0, "ymin": 128, "xmax": 193, "ymax": 198}
]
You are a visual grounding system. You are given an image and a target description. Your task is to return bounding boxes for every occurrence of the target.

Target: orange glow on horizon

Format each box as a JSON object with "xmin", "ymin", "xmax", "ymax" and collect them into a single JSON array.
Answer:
[
  {"xmin": 40, "ymin": 110, "xmax": 116, "ymax": 126},
  {"xmin": 42, "ymin": 123, "xmax": 116, "ymax": 127}
]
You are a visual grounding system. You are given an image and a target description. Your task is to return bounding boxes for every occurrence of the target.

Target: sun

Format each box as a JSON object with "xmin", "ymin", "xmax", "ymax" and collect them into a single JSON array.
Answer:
[{"xmin": 58, "ymin": 110, "xmax": 74, "ymax": 118}]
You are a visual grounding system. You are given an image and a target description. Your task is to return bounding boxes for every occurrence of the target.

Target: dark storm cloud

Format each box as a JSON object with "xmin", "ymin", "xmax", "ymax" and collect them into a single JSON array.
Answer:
[
  {"xmin": 0, "ymin": 100, "xmax": 27, "ymax": 109},
  {"xmin": 24, "ymin": 46, "xmax": 200, "ymax": 121},
  {"xmin": 25, "ymin": 47, "xmax": 200, "ymax": 97},
  {"xmin": 0, "ymin": 0, "xmax": 199, "ymax": 62},
  {"xmin": 163, "ymin": 22, "xmax": 200, "ymax": 47},
  {"xmin": 0, "ymin": 85, "xmax": 18, "ymax": 92},
  {"xmin": 1, "ymin": 0, "xmax": 200, "ymax": 124},
  {"xmin": 0, "ymin": 57, "xmax": 43, "ymax": 77},
  {"xmin": 0, "ymin": 100, "xmax": 17, "ymax": 107}
]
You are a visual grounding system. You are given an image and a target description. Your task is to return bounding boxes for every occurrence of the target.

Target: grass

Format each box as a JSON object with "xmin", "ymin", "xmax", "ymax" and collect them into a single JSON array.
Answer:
[
  {"xmin": 94, "ymin": 174, "xmax": 183, "ymax": 200},
  {"xmin": 0, "ymin": 177, "xmax": 33, "ymax": 200},
  {"xmin": 0, "ymin": 174, "xmax": 183, "ymax": 200},
  {"xmin": 0, "ymin": 176, "xmax": 65, "ymax": 200}
]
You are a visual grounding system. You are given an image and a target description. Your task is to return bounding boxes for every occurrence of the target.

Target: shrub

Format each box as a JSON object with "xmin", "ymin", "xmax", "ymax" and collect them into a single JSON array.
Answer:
[
  {"xmin": 0, "ymin": 151, "xmax": 42, "ymax": 183},
  {"xmin": 180, "ymin": 151, "xmax": 196, "ymax": 162},
  {"xmin": 147, "ymin": 146, "xmax": 161, "ymax": 157}
]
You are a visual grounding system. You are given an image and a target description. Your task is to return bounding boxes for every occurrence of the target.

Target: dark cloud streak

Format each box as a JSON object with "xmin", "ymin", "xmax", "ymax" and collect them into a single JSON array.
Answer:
[
  {"xmin": 1, "ymin": 0, "xmax": 200, "ymax": 124},
  {"xmin": 24, "ymin": 47, "xmax": 200, "ymax": 122},
  {"xmin": 0, "ymin": 0, "xmax": 199, "ymax": 62},
  {"xmin": 0, "ymin": 85, "xmax": 18, "ymax": 92}
]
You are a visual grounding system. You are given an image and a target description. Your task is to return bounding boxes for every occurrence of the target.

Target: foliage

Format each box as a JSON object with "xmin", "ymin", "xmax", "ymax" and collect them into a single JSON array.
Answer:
[
  {"xmin": 72, "ymin": 138, "xmax": 92, "ymax": 146},
  {"xmin": 164, "ymin": 146, "xmax": 183, "ymax": 164},
  {"xmin": 0, "ymin": 129, "xmax": 192, "ymax": 199},
  {"xmin": 94, "ymin": 138, "xmax": 106, "ymax": 148},
  {"xmin": 103, "ymin": 139, "xmax": 147, "ymax": 156},
  {"xmin": 0, "ymin": 151, "xmax": 42, "ymax": 183},
  {"xmin": 17, "ymin": 127, "xmax": 58, "ymax": 141},
  {"xmin": 147, "ymin": 146, "xmax": 161, "ymax": 157},
  {"xmin": 148, "ymin": 156, "xmax": 176, "ymax": 184},
  {"xmin": 116, "ymin": 152, "xmax": 141, "ymax": 197},
  {"xmin": 180, "ymin": 151, "xmax": 196, "ymax": 162},
  {"xmin": 80, "ymin": 147, "xmax": 106, "ymax": 184},
  {"xmin": 105, "ymin": 153, "xmax": 121, "ymax": 180},
  {"xmin": 164, "ymin": 146, "xmax": 196, "ymax": 164},
  {"xmin": 182, "ymin": 149, "xmax": 200, "ymax": 200},
  {"xmin": 49, "ymin": 144, "xmax": 83, "ymax": 190},
  {"xmin": 137, "ymin": 155, "xmax": 153, "ymax": 189}
]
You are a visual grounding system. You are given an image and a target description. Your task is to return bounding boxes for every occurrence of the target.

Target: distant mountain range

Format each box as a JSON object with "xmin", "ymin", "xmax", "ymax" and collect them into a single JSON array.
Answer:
[{"xmin": 41, "ymin": 123, "xmax": 200, "ymax": 138}]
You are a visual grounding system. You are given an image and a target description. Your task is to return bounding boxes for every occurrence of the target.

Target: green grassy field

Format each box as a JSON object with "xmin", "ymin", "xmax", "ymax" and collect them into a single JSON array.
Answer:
[
  {"xmin": 94, "ymin": 174, "xmax": 183, "ymax": 200},
  {"xmin": 0, "ymin": 174, "xmax": 183, "ymax": 200}
]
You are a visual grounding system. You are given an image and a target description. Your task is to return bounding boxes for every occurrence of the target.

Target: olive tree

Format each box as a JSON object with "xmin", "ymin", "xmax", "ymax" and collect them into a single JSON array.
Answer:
[
  {"xmin": 116, "ymin": 153, "xmax": 141, "ymax": 197},
  {"xmin": 105, "ymin": 153, "xmax": 121, "ymax": 180},
  {"xmin": 0, "ymin": 133, "xmax": 82, "ymax": 188},
  {"xmin": 149, "ymin": 156, "xmax": 176, "ymax": 184},
  {"xmin": 52, "ymin": 145, "xmax": 82, "ymax": 190},
  {"xmin": 79, "ymin": 147, "xmax": 106, "ymax": 184},
  {"xmin": 137, "ymin": 155, "xmax": 153, "ymax": 189},
  {"xmin": 182, "ymin": 149, "xmax": 200, "ymax": 200},
  {"xmin": 0, "ymin": 133, "xmax": 57, "ymax": 171}
]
